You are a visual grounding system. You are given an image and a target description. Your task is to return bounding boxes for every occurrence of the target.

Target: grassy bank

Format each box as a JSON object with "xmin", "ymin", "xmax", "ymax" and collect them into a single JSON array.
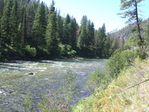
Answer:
[{"xmin": 73, "ymin": 58, "xmax": 149, "ymax": 112}]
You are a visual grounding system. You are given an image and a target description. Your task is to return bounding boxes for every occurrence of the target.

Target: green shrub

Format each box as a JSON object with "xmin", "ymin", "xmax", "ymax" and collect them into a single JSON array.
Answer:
[
  {"xmin": 105, "ymin": 50, "xmax": 138, "ymax": 78},
  {"xmin": 59, "ymin": 43, "xmax": 76, "ymax": 57},
  {"xmin": 86, "ymin": 70, "xmax": 107, "ymax": 92},
  {"xmin": 25, "ymin": 45, "xmax": 37, "ymax": 57}
]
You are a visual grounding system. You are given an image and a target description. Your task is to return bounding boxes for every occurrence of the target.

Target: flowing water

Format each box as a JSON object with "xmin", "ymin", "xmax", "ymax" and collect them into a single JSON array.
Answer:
[{"xmin": 0, "ymin": 59, "xmax": 107, "ymax": 111}]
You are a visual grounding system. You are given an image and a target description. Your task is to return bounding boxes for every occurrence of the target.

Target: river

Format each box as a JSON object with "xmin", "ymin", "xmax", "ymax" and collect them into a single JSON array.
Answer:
[{"xmin": 0, "ymin": 59, "xmax": 107, "ymax": 111}]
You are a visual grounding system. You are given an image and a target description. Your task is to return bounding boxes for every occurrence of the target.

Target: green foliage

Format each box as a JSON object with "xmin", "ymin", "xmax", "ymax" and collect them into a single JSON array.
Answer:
[
  {"xmin": 77, "ymin": 26, "xmax": 87, "ymax": 49},
  {"xmin": 69, "ymin": 18, "xmax": 78, "ymax": 49},
  {"xmin": 24, "ymin": 98, "xmax": 33, "ymax": 112},
  {"xmin": 0, "ymin": 0, "xmax": 121, "ymax": 60},
  {"xmin": 77, "ymin": 16, "xmax": 98, "ymax": 57},
  {"xmin": 105, "ymin": 50, "xmax": 138, "ymax": 78},
  {"xmin": 25, "ymin": 45, "xmax": 37, "ymax": 57},
  {"xmin": 86, "ymin": 70, "xmax": 107, "ymax": 92},
  {"xmin": 25, "ymin": 1, "xmax": 37, "ymax": 46},
  {"xmin": 62, "ymin": 14, "xmax": 78, "ymax": 51},
  {"xmin": 38, "ymin": 95, "xmax": 51, "ymax": 112},
  {"xmin": 59, "ymin": 43, "xmax": 76, "ymax": 57},
  {"xmin": 1, "ymin": 0, "xmax": 13, "ymax": 46},
  {"xmin": 77, "ymin": 16, "xmax": 94, "ymax": 50},
  {"xmin": 9, "ymin": 0, "xmax": 18, "ymax": 47},
  {"xmin": 119, "ymin": 0, "xmax": 143, "ymax": 23},
  {"xmin": 63, "ymin": 14, "xmax": 71, "ymax": 44},
  {"xmin": 0, "ymin": 12, "xmax": 2, "ymax": 47},
  {"xmin": 46, "ymin": 1, "xmax": 58, "ymax": 56},
  {"xmin": 125, "ymin": 36, "xmax": 138, "ymax": 47},
  {"xmin": 57, "ymin": 13, "xmax": 63, "ymax": 42},
  {"xmin": 119, "ymin": 0, "xmax": 144, "ymax": 59},
  {"xmin": 94, "ymin": 24, "xmax": 107, "ymax": 57},
  {"xmin": 32, "ymin": 2, "xmax": 47, "ymax": 48}
]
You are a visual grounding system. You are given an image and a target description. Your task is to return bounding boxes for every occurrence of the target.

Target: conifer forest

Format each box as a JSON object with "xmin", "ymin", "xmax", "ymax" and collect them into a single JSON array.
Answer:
[{"xmin": 0, "ymin": 0, "xmax": 120, "ymax": 60}]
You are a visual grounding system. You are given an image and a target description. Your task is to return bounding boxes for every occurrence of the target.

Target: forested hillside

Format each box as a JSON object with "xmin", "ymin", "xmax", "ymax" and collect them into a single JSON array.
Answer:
[
  {"xmin": 110, "ymin": 19, "xmax": 149, "ymax": 41},
  {"xmin": 0, "ymin": 0, "xmax": 121, "ymax": 61}
]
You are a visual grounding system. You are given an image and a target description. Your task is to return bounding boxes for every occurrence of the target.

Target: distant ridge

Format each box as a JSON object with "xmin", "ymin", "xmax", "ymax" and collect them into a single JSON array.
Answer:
[{"xmin": 110, "ymin": 19, "xmax": 149, "ymax": 40}]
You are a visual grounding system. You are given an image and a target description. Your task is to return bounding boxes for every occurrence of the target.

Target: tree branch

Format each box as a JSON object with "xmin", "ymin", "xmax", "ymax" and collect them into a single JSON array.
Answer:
[{"xmin": 122, "ymin": 78, "xmax": 149, "ymax": 92}]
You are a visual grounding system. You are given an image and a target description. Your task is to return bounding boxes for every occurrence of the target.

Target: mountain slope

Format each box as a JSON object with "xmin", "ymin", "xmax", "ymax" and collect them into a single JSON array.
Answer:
[{"xmin": 110, "ymin": 19, "xmax": 149, "ymax": 40}]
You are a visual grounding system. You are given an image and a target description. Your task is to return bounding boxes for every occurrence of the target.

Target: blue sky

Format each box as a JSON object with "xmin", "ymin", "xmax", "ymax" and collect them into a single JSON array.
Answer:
[{"xmin": 42, "ymin": 0, "xmax": 149, "ymax": 32}]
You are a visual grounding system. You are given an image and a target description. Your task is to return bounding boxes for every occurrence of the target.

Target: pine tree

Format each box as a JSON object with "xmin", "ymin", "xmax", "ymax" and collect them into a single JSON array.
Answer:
[
  {"xmin": 0, "ymin": 0, "xmax": 4, "ymax": 13},
  {"xmin": 77, "ymin": 16, "xmax": 88, "ymax": 49},
  {"xmin": 25, "ymin": 1, "xmax": 37, "ymax": 45},
  {"xmin": 77, "ymin": 16, "xmax": 96, "ymax": 57},
  {"xmin": 100, "ymin": 24, "xmax": 106, "ymax": 54},
  {"xmin": 86, "ymin": 20, "xmax": 94, "ymax": 49},
  {"xmin": 63, "ymin": 14, "xmax": 71, "ymax": 44},
  {"xmin": 94, "ymin": 29, "xmax": 101, "ymax": 57},
  {"xmin": 94, "ymin": 24, "xmax": 106, "ymax": 57},
  {"xmin": 104, "ymin": 34, "xmax": 111, "ymax": 56},
  {"xmin": 57, "ymin": 12, "xmax": 63, "ymax": 42},
  {"xmin": 44, "ymin": 4, "xmax": 49, "ymax": 23},
  {"xmin": 20, "ymin": 5, "xmax": 27, "ymax": 47},
  {"xmin": 1, "ymin": 0, "xmax": 13, "ymax": 47},
  {"xmin": 46, "ymin": 1, "xmax": 58, "ymax": 56},
  {"xmin": 62, "ymin": 14, "xmax": 78, "ymax": 50},
  {"xmin": 0, "ymin": 13, "xmax": 2, "ymax": 58},
  {"xmin": 0, "ymin": 13, "xmax": 2, "ymax": 47},
  {"xmin": 69, "ymin": 18, "xmax": 78, "ymax": 49},
  {"xmin": 32, "ymin": 2, "xmax": 47, "ymax": 48},
  {"xmin": 10, "ymin": 0, "xmax": 18, "ymax": 47},
  {"xmin": 119, "ymin": 0, "xmax": 144, "ymax": 58}
]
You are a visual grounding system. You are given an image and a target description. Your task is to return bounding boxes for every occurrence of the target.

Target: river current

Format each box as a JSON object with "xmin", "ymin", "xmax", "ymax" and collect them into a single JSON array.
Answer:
[{"xmin": 0, "ymin": 59, "xmax": 107, "ymax": 111}]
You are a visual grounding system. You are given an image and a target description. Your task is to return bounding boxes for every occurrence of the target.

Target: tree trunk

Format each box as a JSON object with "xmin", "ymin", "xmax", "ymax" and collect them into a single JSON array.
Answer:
[{"xmin": 134, "ymin": 0, "xmax": 145, "ymax": 58}]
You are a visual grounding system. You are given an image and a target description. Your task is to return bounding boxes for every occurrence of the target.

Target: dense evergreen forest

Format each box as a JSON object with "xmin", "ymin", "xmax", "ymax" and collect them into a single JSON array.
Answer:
[{"xmin": 0, "ymin": 0, "xmax": 121, "ymax": 60}]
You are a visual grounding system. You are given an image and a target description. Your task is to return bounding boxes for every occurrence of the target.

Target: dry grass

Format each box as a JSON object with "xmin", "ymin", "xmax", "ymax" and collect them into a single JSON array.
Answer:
[{"xmin": 73, "ymin": 58, "xmax": 149, "ymax": 112}]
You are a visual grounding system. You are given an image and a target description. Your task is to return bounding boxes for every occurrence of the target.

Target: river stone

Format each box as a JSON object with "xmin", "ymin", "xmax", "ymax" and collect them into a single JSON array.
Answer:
[{"xmin": 28, "ymin": 72, "xmax": 35, "ymax": 75}]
